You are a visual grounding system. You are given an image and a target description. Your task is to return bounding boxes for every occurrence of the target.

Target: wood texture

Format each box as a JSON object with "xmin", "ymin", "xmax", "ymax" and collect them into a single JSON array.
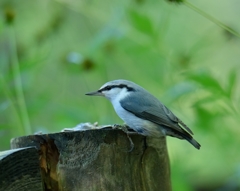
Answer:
[
  {"xmin": 11, "ymin": 129, "xmax": 171, "ymax": 191},
  {"xmin": 0, "ymin": 147, "xmax": 43, "ymax": 191}
]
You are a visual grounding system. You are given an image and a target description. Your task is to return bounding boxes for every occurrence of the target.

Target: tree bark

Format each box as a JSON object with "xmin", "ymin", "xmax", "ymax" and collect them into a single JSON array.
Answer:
[{"xmin": 10, "ymin": 129, "xmax": 171, "ymax": 191}]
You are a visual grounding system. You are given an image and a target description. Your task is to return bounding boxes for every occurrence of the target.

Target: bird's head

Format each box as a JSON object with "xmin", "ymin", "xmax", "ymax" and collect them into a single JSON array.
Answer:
[{"xmin": 85, "ymin": 79, "xmax": 137, "ymax": 101}]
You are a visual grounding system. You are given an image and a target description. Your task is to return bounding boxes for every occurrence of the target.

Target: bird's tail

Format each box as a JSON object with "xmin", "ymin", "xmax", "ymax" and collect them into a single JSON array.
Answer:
[
  {"xmin": 166, "ymin": 129, "xmax": 201, "ymax": 150},
  {"xmin": 186, "ymin": 137, "xmax": 201, "ymax": 150}
]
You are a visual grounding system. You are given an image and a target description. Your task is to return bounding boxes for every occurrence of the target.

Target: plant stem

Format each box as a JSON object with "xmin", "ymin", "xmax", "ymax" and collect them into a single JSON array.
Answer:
[
  {"xmin": 184, "ymin": 1, "xmax": 240, "ymax": 38},
  {"xmin": 0, "ymin": 74, "xmax": 22, "ymax": 134},
  {"xmin": 9, "ymin": 26, "xmax": 32, "ymax": 135}
]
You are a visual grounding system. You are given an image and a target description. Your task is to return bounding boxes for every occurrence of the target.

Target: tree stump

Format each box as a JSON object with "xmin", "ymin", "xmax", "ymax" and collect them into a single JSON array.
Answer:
[{"xmin": 10, "ymin": 129, "xmax": 171, "ymax": 191}]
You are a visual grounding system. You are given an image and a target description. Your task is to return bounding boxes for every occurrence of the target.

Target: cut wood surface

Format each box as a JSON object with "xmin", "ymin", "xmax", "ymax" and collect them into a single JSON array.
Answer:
[
  {"xmin": 10, "ymin": 128, "xmax": 171, "ymax": 191},
  {"xmin": 0, "ymin": 147, "xmax": 43, "ymax": 191}
]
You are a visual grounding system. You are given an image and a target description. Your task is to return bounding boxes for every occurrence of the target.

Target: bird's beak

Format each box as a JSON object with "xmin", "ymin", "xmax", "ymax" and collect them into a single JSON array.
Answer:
[{"xmin": 85, "ymin": 91, "xmax": 103, "ymax": 96}]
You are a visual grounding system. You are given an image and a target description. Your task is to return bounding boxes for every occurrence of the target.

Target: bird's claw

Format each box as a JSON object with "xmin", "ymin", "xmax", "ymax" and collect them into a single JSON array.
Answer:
[
  {"xmin": 112, "ymin": 124, "xmax": 136, "ymax": 152},
  {"xmin": 125, "ymin": 134, "xmax": 134, "ymax": 152}
]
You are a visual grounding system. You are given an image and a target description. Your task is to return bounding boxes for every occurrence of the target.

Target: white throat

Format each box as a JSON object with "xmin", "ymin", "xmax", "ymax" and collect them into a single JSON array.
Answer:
[
  {"xmin": 106, "ymin": 88, "xmax": 130, "ymax": 103},
  {"xmin": 109, "ymin": 88, "xmax": 131, "ymax": 121}
]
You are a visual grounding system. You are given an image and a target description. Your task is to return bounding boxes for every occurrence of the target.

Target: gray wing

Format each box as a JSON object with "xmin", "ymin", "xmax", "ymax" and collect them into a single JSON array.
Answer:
[{"xmin": 120, "ymin": 93, "xmax": 193, "ymax": 135}]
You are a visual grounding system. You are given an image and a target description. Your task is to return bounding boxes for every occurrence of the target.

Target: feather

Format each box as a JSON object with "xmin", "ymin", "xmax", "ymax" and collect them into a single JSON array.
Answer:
[{"xmin": 120, "ymin": 90, "xmax": 201, "ymax": 149}]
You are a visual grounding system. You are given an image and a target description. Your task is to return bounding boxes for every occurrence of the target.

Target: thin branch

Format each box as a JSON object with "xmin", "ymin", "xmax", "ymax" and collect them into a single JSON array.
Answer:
[
  {"xmin": 184, "ymin": 1, "xmax": 240, "ymax": 38},
  {"xmin": 9, "ymin": 26, "xmax": 32, "ymax": 135}
]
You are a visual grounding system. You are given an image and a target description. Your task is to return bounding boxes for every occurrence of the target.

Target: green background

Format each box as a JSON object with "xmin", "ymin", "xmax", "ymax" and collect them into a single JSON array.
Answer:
[{"xmin": 0, "ymin": 0, "xmax": 240, "ymax": 190}]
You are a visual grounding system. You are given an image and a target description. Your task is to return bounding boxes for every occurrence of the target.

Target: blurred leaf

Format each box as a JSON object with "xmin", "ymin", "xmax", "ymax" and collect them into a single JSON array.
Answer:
[
  {"xmin": 188, "ymin": 70, "xmax": 225, "ymax": 95},
  {"xmin": 128, "ymin": 9, "xmax": 155, "ymax": 35},
  {"xmin": 193, "ymin": 96, "xmax": 219, "ymax": 107}
]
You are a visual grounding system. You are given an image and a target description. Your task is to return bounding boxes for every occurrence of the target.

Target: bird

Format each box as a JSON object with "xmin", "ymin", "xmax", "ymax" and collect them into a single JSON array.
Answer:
[{"xmin": 85, "ymin": 79, "xmax": 201, "ymax": 149}]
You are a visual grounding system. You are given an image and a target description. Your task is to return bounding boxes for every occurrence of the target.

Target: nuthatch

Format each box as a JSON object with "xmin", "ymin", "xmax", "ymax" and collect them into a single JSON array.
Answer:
[{"xmin": 86, "ymin": 79, "xmax": 201, "ymax": 149}]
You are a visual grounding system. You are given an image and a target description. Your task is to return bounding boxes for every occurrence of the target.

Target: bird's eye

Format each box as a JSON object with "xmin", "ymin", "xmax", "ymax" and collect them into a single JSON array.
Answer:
[
  {"xmin": 105, "ymin": 86, "xmax": 112, "ymax": 91},
  {"xmin": 100, "ymin": 86, "xmax": 112, "ymax": 92}
]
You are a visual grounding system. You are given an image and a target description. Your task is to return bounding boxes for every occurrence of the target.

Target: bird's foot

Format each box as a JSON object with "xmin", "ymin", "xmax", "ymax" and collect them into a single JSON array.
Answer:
[
  {"xmin": 113, "ymin": 124, "xmax": 138, "ymax": 135},
  {"xmin": 125, "ymin": 134, "xmax": 134, "ymax": 152},
  {"xmin": 113, "ymin": 124, "xmax": 137, "ymax": 152}
]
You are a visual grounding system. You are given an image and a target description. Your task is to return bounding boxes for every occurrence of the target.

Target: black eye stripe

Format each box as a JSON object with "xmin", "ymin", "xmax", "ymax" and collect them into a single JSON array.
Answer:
[
  {"xmin": 104, "ymin": 86, "xmax": 112, "ymax": 91},
  {"xmin": 99, "ymin": 84, "xmax": 135, "ymax": 92}
]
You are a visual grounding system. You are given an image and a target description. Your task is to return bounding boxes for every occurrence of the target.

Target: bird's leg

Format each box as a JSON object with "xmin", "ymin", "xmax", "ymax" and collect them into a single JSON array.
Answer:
[
  {"xmin": 125, "ymin": 133, "xmax": 134, "ymax": 152},
  {"xmin": 113, "ymin": 124, "xmax": 136, "ymax": 152}
]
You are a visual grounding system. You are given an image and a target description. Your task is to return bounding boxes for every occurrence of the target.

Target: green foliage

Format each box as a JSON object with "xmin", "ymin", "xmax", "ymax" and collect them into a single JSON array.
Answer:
[
  {"xmin": 0, "ymin": 0, "xmax": 240, "ymax": 190},
  {"xmin": 128, "ymin": 9, "xmax": 155, "ymax": 36}
]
